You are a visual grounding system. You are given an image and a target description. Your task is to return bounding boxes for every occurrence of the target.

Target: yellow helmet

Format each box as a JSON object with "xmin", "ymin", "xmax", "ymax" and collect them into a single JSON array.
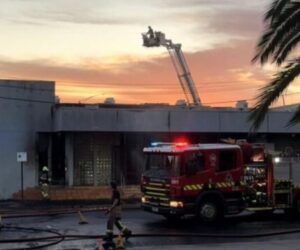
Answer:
[{"xmin": 42, "ymin": 166, "xmax": 49, "ymax": 172}]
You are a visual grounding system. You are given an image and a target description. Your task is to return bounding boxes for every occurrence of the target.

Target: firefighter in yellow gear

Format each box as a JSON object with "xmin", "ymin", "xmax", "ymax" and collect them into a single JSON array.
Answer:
[
  {"xmin": 104, "ymin": 181, "xmax": 132, "ymax": 242},
  {"xmin": 40, "ymin": 166, "xmax": 51, "ymax": 199}
]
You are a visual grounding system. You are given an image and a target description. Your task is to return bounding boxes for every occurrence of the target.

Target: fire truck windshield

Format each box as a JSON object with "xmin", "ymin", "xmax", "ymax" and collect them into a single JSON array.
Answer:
[{"xmin": 146, "ymin": 154, "xmax": 181, "ymax": 177}]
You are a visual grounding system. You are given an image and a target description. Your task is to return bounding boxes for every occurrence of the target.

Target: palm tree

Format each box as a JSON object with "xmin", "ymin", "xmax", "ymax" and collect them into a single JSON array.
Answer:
[{"xmin": 249, "ymin": 0, "xmax": 300, "ymax": 130}]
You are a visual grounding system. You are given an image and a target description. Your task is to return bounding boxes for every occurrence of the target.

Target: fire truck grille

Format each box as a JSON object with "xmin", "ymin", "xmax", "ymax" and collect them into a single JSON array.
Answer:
[{"xmin": 143, "ymin": 182, "xmax": 170, "ymax": 206}]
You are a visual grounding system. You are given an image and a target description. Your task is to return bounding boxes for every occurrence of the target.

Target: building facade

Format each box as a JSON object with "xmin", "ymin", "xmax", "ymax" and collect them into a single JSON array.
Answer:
[
  {"xmin": 0, "ymin": 79, "xmax": 55, "ymax": 199},
  {"xmin": 1, "ymin": 79, "xmax": 300, "ymax": 199}
]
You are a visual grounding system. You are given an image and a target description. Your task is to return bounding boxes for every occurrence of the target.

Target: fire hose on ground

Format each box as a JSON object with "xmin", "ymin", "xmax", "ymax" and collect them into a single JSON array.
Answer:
[
  {"xmin": 2, "ymin": 224, "xmax": 300, "ymax": 250},
  {"xmin": 0, "ymin": 225, "xmax": 65, "ymax": 250},
  {"xmin": 0, "ymin": 206, "xmax": 112, "ymax": 219}
]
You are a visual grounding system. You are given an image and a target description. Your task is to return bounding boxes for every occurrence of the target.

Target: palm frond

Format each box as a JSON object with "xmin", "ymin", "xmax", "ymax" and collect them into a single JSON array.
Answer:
[
  {"xmin": 253, "ymin": 7, "xmax": 300, "ymax": 64},
  {"xmin": 264, "ymin": 0, "xmax": 289, "ymax": 23},
  {"xmin": 252, "ymin": 29, "xmax": 274, "ymax": 63},
  {"xmin": 273, "ymin": 28, "xmax": 300, "ymax": 65},
  {"xmin": 288, "ymin": 104, "xmax": 300, "ymax": 126},
  {"xmin": 266, "ymin": 1, "xmax": 297, "ymax": 26},
  {"xmin": 249, "ymin": 58, "xmax": 300, "ymax": 130}
]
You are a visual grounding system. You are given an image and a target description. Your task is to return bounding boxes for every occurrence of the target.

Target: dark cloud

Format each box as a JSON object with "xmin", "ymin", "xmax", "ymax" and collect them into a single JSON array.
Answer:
[
  {"xmin": 208, "ymin": 8, "xmax": 264, "ymax": 37},
  {"xmin": 25, "ymin": 10, "xmax": 139, "ymax": 26},
  {"xmin": 0, "ymin": 38, "xmax": 268, "ymax": 105},
  {"xmin": 158, "ymin": 0, "xmax": 270, "ymax": 9},
  {"xmin": 6, "ymin": 0, "xmax": 141, "ymax": 26},
  {"xmin": 166, "ymin": 5, "xmax": 265, "ymax": 40},
  {"xmin": 7, "ymin": 19, "xmax": 49, "ymax": 26}
]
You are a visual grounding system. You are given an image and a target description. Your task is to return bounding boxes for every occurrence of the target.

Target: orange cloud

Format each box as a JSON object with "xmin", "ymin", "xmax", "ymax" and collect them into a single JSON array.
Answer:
[{"xmin": 0, "ymin": 39, "xmax": 283, "ymax": 107}]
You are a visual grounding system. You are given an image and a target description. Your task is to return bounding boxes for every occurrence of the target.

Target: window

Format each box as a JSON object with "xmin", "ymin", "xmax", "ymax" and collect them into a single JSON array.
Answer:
[
  {"xmin": 218, "ymin": 150, "xmax": 237, "ymax": 172},
  {"xmin": 252, "ymin": 148, "xmax": 265, "ymax": 162},
  {"xmin": 147, "ymin": 154, "xmax": 182, "ymax": 176},
  {"xmin": 185, "ymin": 152, "xmax": 205, "ymax": 175},
  {"xmin": 74, "ymin": 134, "xmax": 114, "ymax": 186}
]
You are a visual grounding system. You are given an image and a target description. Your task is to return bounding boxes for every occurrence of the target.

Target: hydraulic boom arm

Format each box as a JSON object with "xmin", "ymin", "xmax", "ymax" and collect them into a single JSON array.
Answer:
[{"xmin": 142, "ymin": 27, "xmax": 202, "ymax": 106}]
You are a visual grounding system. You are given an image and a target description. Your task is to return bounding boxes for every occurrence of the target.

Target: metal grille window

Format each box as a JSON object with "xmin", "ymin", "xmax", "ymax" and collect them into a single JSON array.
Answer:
[
  {"xmin": 94, "ymin": 145, "xmax": 112, "ymax": 186},
  {"xmin": 74, "ymin": 134, "xmax": 116, "ymax": 186}
]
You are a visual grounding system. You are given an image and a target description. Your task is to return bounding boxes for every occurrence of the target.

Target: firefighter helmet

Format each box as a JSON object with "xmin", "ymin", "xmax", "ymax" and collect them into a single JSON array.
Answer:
[{"xmin": 42, "ymin": 166, "xmax": 49, "ymax": 172}]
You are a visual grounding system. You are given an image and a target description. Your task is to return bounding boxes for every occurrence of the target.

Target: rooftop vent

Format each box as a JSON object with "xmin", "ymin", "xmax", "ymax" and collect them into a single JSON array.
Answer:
[
  {"xmin": 176, "ymin": 99, "xmax": 187, "ymax": 107},
  {"xmin": 104, "ymin": 97, "xmax": 116, "ymax": 105},
  {"xmin": 55, "ymin": 96, "xmax": 60, "ymax": 104},
  {"xmin": 236, "ymin": 100, "xmax": 248, "ymax": 111}
]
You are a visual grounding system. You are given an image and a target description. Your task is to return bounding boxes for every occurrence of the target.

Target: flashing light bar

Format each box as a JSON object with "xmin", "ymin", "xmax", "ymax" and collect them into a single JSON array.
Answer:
[
  {"xmin": 150, "ymin": 142, "xmax": 188, "ymax": 147},
  {"xmin": 151, "ymin": 142, "xmax": 162, "ymax": 147}
]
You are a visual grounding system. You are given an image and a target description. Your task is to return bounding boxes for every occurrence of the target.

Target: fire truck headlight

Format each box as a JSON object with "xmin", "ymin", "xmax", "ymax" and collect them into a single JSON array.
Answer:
[
  {"xmin": 274, "ymin": 157, "xmax": 281, "ymax": 163},
  {"xmin": 141, "ymin": 197, "xmax": 146, "ymax": 203},
  {"xmin": 170, "ymin": 201, "xmax": 183, "ymax": 208}
]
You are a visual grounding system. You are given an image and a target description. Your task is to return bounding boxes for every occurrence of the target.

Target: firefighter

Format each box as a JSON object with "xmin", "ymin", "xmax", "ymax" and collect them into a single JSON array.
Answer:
[
  {"xmin": 104, "ymin": 181, "xmax": 132, "ymax": 241},
  {"xmin": 147, "ymin": 26, "xmax": 155, "ymax": 39},
  {"xmin": 40, "ymin": 166, "xmax": 51, "ymax": 199}
]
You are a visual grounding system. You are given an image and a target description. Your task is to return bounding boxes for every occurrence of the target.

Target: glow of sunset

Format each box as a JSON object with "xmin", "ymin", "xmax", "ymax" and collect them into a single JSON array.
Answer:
[{"xmin": 1, "ymin": 0, "xmax": 299, "ymax": 107}]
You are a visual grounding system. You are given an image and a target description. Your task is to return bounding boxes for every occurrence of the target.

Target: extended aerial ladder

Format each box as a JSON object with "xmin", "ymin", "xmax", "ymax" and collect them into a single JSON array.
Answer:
[{"xmin": 142, "ymin": 27, "xmax": 202, "ymax": 107}]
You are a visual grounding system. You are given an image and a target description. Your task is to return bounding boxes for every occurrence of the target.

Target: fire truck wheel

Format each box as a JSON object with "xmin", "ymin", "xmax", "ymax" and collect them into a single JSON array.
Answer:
[{"xmin": 197, "ymin": 199, "xmax": 223, "ymax": 223}]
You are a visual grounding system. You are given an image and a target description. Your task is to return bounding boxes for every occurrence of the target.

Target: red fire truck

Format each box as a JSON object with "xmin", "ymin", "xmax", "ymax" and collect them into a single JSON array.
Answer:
[{"xmin": 140, "ymin": 141, "xmax": 300, "ymax": 222}]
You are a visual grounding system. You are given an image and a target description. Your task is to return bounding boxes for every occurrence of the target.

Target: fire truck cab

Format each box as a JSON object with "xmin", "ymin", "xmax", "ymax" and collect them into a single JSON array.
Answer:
[{"xmin": 141, "ymin": 141, "xmax": 300, "ymax": 222}]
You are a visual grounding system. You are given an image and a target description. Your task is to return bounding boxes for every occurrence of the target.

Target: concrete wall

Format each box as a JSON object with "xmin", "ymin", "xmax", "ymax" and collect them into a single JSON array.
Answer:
[
  {"xmin": 2, "ymin": 80, "xmax": 300, "ymax": 199},
  {"xmin": 53, "ymin": 105, "xmax": 300, "ymax": 133},
  {"xmin": 0, "ymin": 80, "xmax": 55, "ymax": 199}
]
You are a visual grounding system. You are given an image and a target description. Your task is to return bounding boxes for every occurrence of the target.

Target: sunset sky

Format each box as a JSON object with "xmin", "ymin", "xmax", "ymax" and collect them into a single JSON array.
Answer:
[{"xmin": 1, "ymin": 0, "xmax": 300, "ymax": 107}]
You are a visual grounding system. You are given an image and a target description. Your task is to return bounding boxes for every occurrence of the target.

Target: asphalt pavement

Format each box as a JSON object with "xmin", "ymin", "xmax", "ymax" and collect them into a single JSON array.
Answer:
[
  {"xmin": 129, "ymin": 239, "xmax": 300, "ymax": 250},
  {"xmin": 1, "ymin": 208, "xmax": 300, "ymax": 249}
]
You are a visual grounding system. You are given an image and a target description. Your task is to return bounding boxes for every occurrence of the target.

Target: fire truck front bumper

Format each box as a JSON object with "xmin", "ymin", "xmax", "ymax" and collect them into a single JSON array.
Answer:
[
  {"xmin": 142, "ymin": 203, "xmax": 186, "ymax": 215},
  {"xmin": 141, "ymin": 197, "xmax": 195, "ymax": 216}
]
